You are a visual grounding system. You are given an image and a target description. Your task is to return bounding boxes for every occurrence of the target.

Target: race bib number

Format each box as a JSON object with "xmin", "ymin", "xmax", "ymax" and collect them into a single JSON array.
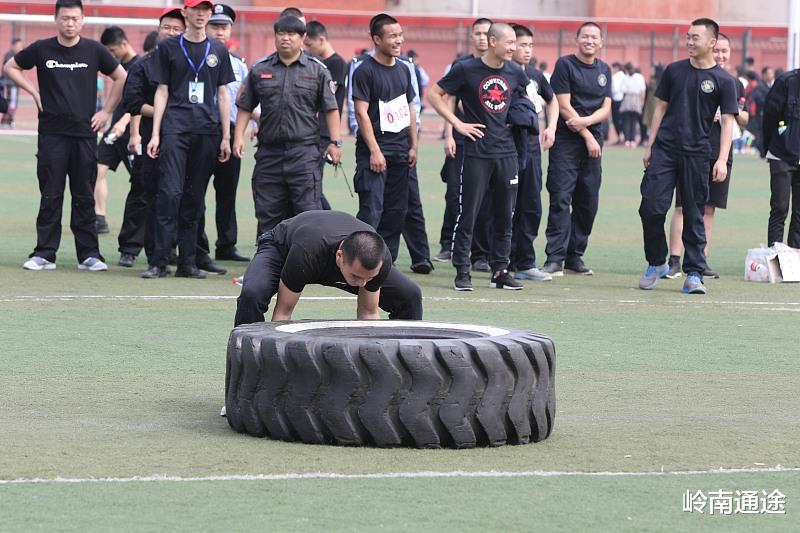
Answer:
[
  {"xmin": 188, "ymin": 81, "xmax": 205, "ymax": 104},
  {"xmin": 378, "ymin": 94, "xmax": 411, "ymax": 133}
]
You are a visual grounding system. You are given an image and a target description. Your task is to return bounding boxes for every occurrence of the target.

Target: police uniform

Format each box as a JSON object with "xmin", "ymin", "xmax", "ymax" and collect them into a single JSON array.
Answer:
[
  {"xmin": 13, "ymin": 36, "xmax": 119, "ymax": 264},
  {"xmin": 237, "ymin": 52, "xmax": 338, "ymax": 235},
  {"xmin": 544, "ymin": 54, "xmax": 612, "ymax": 269},
  {"xmin": 150, "ymin": 34, "xmax": 235, "ymax": 274},
  {"xmin": 639, "ymin": 59, "xmax": 738, "ymax": 276}
]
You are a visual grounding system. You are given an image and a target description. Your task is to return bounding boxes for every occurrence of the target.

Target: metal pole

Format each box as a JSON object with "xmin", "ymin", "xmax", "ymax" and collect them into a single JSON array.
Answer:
[
  {"xmin": 789, "ymin": 0, "xmax": 800, "ymax": 70},
  {"xmin": 741, "ymin": 29, "xmax": 751, "ymax": 73},
  {"xmin": 650, "ymin": 31, "xmax": 655, "ymax": 69},
  {"xmin": 557, "ymin": 28, "xmax": 563, "ymax": 58},
  {"xmin": 672, "ymin": 25, "xmax": 680, "ymax": 62}
]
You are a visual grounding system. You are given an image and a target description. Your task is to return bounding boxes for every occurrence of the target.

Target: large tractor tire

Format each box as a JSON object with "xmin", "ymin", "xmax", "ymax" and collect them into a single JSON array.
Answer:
[{"xmin": 225, "ymin": 320, "xmax": 555, "ymax": 448}]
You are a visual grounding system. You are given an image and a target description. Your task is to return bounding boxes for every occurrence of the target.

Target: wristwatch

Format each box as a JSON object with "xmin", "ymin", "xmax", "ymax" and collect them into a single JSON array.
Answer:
[{"xmin": 329, "ymin": 139, "xmax": 343, "ymax": 148}]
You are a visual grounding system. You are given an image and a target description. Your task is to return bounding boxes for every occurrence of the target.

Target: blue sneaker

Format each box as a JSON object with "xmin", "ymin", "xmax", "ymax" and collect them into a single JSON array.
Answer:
[
  {"xmin": 682, "ymin": 274, "xmax": 706, "ymax": 294},
  {"xmin": 638, "ymin": 263, "xmax": 669, "ymax": 290}
]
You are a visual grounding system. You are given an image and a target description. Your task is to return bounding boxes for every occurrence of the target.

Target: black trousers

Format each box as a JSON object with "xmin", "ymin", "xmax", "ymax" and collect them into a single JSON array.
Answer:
[
  {"xmin": 510, "ymin": 139, "xmax": 543, "ymax": 271},
  {"xmin": 354, "ymin": 151, "xmax": 410, "ymax": 261},
  {"xmin": 117, "ymin": 152, "xmax": 151, "ymax": 257},
  {"xmin": 234, "ymin": 231, "xmax": 423, "ymax": 326},
  {"xmin": 639, "ymin": 144, "xmax": 708, "ymax": 275},
  {"xmin": 399, "ymin": 165, "xmax": 431, "ymax": 265},
  {"xmin": 451, "ymin": 155, "xmax": 518, "ymax": 272},
  {"xmin": 768, "ymin": 159, "xmax": 800, "ymax": 248},
  {"xmin": 544, "ymin": 135, "xmax": 602, "ymax": 265},
  {"xmin": 152, "ymin": 133, "xmax": 219, "ymax": 269},
  {"xmin": 622, "ymin": 111, "xmax": 640, "ymax": 143},
  {"xmin": 32, "ymin": 134, "xmax": 102, "ymax": 263},
  {"xmin": 438, "ymin": 144, "xmax": 490, "ymax": 262},
  {"xmin": 198, "ymin": 131, "xmax": 241, "ymax": 258},
  {"xmin": 318, "ymin": 138, "xmax": 334, "ymax": 211},
  {"xmin": 252, "ymin": 143, "xmax": 321, "ymax": 236},
  {"xmin": 611, "ymin": 99, "xmax": 623, "ymax": 139}
]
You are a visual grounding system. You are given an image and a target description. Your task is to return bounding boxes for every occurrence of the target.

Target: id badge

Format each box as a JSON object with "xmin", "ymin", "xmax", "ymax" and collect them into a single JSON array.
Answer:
[{"xmin": 188, "ymin": 81, "xmax": 205, "ymax": 104}]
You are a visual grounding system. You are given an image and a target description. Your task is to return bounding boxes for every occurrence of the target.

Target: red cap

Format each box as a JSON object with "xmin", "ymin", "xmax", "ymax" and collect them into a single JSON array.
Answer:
[
  {"xmin": 184, "ymin": 0, "xmax": 213, "ymax": 8},
  {"xmin": 159, "ymin": 7, "xmax": 184, "ymax": 20}
]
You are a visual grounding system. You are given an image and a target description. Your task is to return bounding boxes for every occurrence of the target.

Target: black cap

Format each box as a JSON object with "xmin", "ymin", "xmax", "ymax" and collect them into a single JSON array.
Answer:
[{"xmin": 209, "ymin": 3, "xmax": 235, "ymax": 25}]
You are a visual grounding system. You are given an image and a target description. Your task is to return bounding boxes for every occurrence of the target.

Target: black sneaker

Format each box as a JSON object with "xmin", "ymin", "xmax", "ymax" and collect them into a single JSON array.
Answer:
[
  {"xmin": 541, "ymin": 262, "xmax": 564, "ymax": 277},
  {"xmin": 197, "ymin": 259, "xmax": 227, "ymax": 275},
  {"xmin": 489, "ymin": 270, "xmax": 523, "ymax": 290},
  {"xmin": 702, "ymin": 266, "xmax": 720, "ymax": 279},
  {"xmin": 96, "ymin": 214, "xmax": 110, "ymax": 234},
  {"xmin": 472, "ymin": 259, "xmax": 491, "ymax": 273},
  {"xmin": 433, "ymin": 250, "xmax": 451, "ymax": 262},
  {"xmin": 410, "ymin": 260, "xmax": 434, "ymax": 274},
  {"xmin": 118, "ymin": 253, "xmax": 135, "ymax": 268},
  {"xmin": 215, "ymin": 249, "xmax": 250, "ymax": 262},
  {"xmin": 141, "ymin": 265, "xmax": 170, "ymax": 279},
  {"xmin": 665, "ymin": 256, "xmax": 682, "ymax": 279},
  {"xmin": 565, "ymin": 258, "xmax": 594, "ymax": 275},
  {"xmin": 175, "ymin": 266, "xmax": 207, "ymax": 279},
  {"xmin": 454, "ymin": 271, "xmax": 473, "ymax": 291}
]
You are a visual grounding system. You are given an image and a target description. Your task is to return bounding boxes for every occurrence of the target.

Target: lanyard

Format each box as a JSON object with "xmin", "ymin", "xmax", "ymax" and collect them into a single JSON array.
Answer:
[{"xmin": 179, "ymin": 35, "xmax": 211, "ymax": 83}]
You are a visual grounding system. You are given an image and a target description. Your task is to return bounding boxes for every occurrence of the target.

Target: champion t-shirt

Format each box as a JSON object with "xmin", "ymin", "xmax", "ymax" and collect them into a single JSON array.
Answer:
[
  {"xmin": 152, "ymin": 35, "xmax": 235, "ymax": 135},
  {"xmin": 437, "ymin": 56, "xmax": 529, "ymax": 159},
  {"xmin": 14, "ymin": 37, "xmax": 119, "ymax": 137},
  {"xmin": 550, "ymin": 54, "xmax": 612, "ymax": 139},
  {"xmin": 654, "ymin": 59, "xmax": 739, "ymax": 156},
  {"xmin": 351, "ymin": 56, "xmax": 416, "ymax": 156},
  {"xmin": 271, "ymin": 210, "xmax": 392, "ymax": 293}
]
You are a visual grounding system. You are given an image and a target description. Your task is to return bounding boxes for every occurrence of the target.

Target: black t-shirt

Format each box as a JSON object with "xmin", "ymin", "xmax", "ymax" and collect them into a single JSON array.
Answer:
[
  {"xmin": 122, "ymin": 51, "xmax": 159, "ymax": 141},
  {"xmin": 449, "ymin": 54, "xmax": 476, "ymax": 145},
  {"xmin": 14, "ymin": 37, "xmax": 119, "ymax": 137},
  {"xmin": 523, "ymin": 64, "xmax": 554, "ymax": 140},
  {"xmin": 107, "ymin": 55, "xmax": 139, "ymax": 138},
  {"xmin": 152, "ymin": 35, "xmax": 235, "ymax": 135},
  {"xmin": 319, "ymin": 52, "xmax": 347, "ymax": 139},
  {"xmin": 709, "ymin": 76, "xmax": 746, "ymax": 163},
  {"xmin": 550, "ymin": 54, "xmax": 612, "ymax": 139},
  {"xmin": 654, "ymin": 59, "xmax": 740, "ymax": 156},
  {"xmin": 351, "ymin": 56, "xmax": 416, "ymax": 156},
  {"xmin": 437, "ymin": 56, "xmax": 529, "ymax": 159},
  {"xmin": 271, "ymin": 210, "xmax": 392, "ymax": 293}
]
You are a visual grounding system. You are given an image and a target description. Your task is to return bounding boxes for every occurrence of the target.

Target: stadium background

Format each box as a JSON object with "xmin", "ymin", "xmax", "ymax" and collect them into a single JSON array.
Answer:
[{"xmin": 0, "ymin": 0, "xmax": 794, "ymax": 129}]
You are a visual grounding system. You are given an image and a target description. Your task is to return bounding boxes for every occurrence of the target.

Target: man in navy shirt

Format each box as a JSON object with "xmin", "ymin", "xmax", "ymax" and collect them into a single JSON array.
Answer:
[
  {"xmin": 638, "ymin": 18, "xmax": 738, "ymax": 295},
  {"xmin": 509, "ymin": 23, "xmax": 558, "ymax": 282},
  {"xmin": 145, "ymin": 0, "xmax": 235, "ymax": 279},
  {"xmin": 351, "ymin": 13, "xmax": 418, "ymax": 262},
  {"xmin": 4, "ymin": 0, "xmax": 127, "ymax": 272},
  {"xmin": 429, "ymin": 22, "xmax": 528, "ymax": 291},
  {"xmin": 541, "ymin": 21, "xmax": 612, "ymax": 277}
]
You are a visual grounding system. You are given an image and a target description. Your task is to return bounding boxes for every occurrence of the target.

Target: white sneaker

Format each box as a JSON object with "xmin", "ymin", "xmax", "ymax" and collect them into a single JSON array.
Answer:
[
  {"xmin": 23, "ymin": 256, "xmax": 56, "ymax": 270},
  {"xmin": 78, "ymin": 257, "xmax": 108, "ymax": 271}
]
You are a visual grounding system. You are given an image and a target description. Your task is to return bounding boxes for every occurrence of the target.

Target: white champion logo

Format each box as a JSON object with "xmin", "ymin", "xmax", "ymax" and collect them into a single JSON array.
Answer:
[{"xmin": 45, "ymin": 59, "xmax": 89, "ymax": 70}]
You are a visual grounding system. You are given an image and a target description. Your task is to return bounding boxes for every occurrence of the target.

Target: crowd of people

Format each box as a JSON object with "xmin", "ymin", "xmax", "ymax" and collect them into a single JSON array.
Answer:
[{"xmin": 3, "ymin": 1, "xmax": 800, "ymax": 318}]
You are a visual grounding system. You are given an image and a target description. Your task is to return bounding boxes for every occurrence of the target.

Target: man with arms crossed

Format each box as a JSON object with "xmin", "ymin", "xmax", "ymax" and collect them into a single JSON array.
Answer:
[{"xmin": 638, "ymin": 18, "xmax": 738, "ymax": 294}]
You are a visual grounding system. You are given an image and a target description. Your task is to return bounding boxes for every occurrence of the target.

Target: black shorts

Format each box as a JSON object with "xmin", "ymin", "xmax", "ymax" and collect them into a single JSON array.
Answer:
[
  {"xmin": 97, "ymin": 139, "xmax": 130, "ymax": 172},
  {"xmin": 675, "ymin": 160, "xmax": 732, "ymax": 209}
]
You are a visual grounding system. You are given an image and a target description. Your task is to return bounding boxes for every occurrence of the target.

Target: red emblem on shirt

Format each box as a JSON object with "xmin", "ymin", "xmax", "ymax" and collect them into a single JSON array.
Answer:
[
  {"xmin": 479, "ymin": 75, "xmax": 510, "ymax": 113},
  {"xmin": 260, "ymin": 73, "xmax": 273, "ymax": 79}
]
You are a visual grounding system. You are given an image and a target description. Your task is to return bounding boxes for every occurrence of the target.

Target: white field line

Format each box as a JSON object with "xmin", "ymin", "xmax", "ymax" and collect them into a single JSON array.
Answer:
[
  {"xmin": 3, "ymin": 294, "xmax": 800, "ymax": 308},
  {"xmin": 1, "ymin": 466, "xmax": 799, "ymax": 485}
]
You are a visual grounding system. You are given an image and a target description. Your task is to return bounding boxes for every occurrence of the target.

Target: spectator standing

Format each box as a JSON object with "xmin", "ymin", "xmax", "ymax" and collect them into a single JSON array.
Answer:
[
  {"xmin": 4, "ymin": 0, "xmax": 126, "ymax": 272},
  {"xmin": 762, "ymin": 69, "xmax": 800, "ymax": 248},
  {"xmin": 610, "ymin": 61, "xmax": 624, "ymax": 142},
  {"xmin": 620, "ymin": 62, "xmax": 646, "ymax": 148},
  {"xmin": 1, "ymin": 38, "xmax": 23, "ymax": 127}
]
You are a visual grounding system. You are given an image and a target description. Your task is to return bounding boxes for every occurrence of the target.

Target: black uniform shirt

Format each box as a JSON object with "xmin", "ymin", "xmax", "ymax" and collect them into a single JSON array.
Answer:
[
  {"xmin": 437, "ymin": 56, "xmax": 529, "ymax": 159},
  {"xmin": 14, "ymin": 36, "xmax": 119, "ymax": 138},
  {"xmin": 319, "ymin": 52, "xmax": 347, "ymax": 139},
  {"xmin": 449, "ymin": 53, "xmax": 476, "ymax": 145},
  {"xmin": 271, "ymin": 210, "xmax": 392, "ymax": 293},
  {"xmin": 108, "ymin": 54, "xmax": 139, "ymax": 139},
  {"xmin": 654, "ymin": 59, "xmax": 739, "ymax": 157},
  {"xmin": 237, "ymin": 52, "xmax": 338, "ymax": 146},
  {"xmin": 351, "ymin": 55, "xmax": 416, "ymax": 156},
  {"xmin": 709, "ymin": 77, "xmax": 746, "ymax": 164},
  {"xmin": 122, "ymin": 51, "xmax": 160, "ymax": 141},
  {"xmin": 152, "ymin": 35, "xmax": 235, "ymax": 135},
  {"xmin": 550, "ymin": 54, "xmax": 612, "ymax": 139}
]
